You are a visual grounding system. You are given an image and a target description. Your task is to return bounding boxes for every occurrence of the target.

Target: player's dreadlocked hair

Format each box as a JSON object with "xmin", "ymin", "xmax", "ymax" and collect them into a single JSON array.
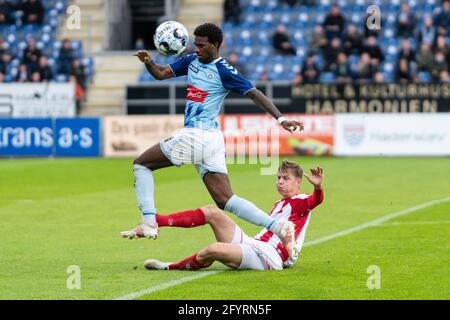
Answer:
[
  {"xmin": 279, "ymin": 160, "xmax": 303, "ymax": 179},
  {"xmin": 194, "ymin": 23, "xmax": 223, "ymax": 48}
]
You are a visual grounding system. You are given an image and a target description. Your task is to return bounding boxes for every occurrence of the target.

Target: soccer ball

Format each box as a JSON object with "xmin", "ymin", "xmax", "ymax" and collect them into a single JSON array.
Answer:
[{"xmin": 153, "ymin": 21, "xmax": 189, "ymax": 56}]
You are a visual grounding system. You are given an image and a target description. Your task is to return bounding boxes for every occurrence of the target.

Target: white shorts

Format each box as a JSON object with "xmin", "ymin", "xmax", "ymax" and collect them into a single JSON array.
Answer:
[
  {"xmin": 160, "ymin": 127, "xmax": 227, "ymax": 178},
  {"xmin": 231, "ymin": 225, "xmax": 284, "ymax": 271}
]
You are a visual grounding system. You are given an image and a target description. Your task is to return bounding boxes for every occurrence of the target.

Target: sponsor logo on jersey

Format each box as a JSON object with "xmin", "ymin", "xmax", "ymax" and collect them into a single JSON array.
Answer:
[
  {"xmin": 189, "ymin": 63, "xmax": 199, "ymax": 73},
  {"xmin": 186, "ymin": 85, "xmax": 209, "ymax": 103}
]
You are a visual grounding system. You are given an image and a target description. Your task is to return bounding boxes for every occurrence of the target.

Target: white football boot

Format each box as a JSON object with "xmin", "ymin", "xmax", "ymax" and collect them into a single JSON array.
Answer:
[
  {"xmin": 144, "ymin": 259, "xmax": 171, "ymax": 270},
  {"xmin": 272, "ymin": 220, "xmax": 295, "ymax": 258},
  {"xmin": 120, "ymin": 223, "xmax": 158, "ymax": 239}
]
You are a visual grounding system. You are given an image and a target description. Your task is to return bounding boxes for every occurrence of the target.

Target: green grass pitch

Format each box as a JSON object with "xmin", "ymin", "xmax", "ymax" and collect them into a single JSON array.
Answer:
[{"xmin": 0, "ymin": 157, "xmax": 449, "ymax": 300}]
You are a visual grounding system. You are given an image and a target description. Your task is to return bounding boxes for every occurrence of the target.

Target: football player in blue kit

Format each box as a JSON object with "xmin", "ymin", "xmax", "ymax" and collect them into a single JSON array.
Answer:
[{"xmin": 121, "ymin": 23, "xmax": 304, "ymax": 257}]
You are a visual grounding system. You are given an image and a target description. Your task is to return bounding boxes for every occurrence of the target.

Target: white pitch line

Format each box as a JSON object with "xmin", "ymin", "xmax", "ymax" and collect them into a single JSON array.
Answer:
[
  {"xmin": 114, "ymin": 271, "xmax": 220, "ymax": 300},
  {"xmin": 380, "ymin": 220, "xmax": 450, "ymax": 226},
  {"xmin": 303, "ymin": 197, "xmax": 450, "ymax": 247},
  {"xmin": 113, "ymin": 196, "xmax": 450, "ymax": 300}
]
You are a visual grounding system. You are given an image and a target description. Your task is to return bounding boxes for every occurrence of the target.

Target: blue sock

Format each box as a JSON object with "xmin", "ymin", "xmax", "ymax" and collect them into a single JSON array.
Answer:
[
  {"xmin": 224, "ymin": 195, "xmax": 275, "ymax": 229},
  {"xmin": 133, "ymin": 164, "xmax": 156, "ymax": 226}
]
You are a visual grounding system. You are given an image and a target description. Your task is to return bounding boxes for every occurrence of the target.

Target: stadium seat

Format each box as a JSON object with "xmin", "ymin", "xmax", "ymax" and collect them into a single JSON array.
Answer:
[
  {"xmin": 418, "ymin": 71, "xmax": 431, "ymax": 83},
  {"xmin": 319, "ymin": 72, "xmax": 336, "ymax": 83}
]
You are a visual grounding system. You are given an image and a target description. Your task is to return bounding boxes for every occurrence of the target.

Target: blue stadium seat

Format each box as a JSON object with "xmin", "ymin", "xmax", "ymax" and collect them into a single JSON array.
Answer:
[
  {"xmin": 248, "ymin": 72, "xmax": 260, "ymax": 81},
  {"xmin": 348, "ymin": 54, "xmax": 360, "ymax": 66},
  {"xmin": 319, "ymin": 72, "xmax": 336, "ymax": 83},
  {"xmin": 268, "ymin": 72, "xmax": 282, "ymax": 81},
  {"xmin": 242, "ymin": 46, "xmax": 253, "ymax": 57},
  {"xmin": 383, "ymin": 72, "xmax": 394, "ymax": 82},
  {"xmin": 382, "ymin": 62, "xmax": 395, "ymax": 73},
  {"xmin": 418, "ymin": 71, "xmax": 431, "ymax": 83},
  {"xmin": 56, "ymin": 74, "xmax": 68, "ymax": 82},
  {"xmin": 11, "ymin": 58, "xmax": 20, "ymax": 68}
]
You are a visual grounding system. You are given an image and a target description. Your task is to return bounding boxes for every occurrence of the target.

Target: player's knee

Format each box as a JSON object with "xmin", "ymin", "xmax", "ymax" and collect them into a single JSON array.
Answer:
[
  {"xmin": 201, "ymin": 243, "xmax": 223, "ymax": 258},
  {"xmin": 201, "ymin": 205, "xmax": 221, "ymax": 221},
  {"xmin": 133, "ymin": 158, "xmax": 143, "ymax": 166}
]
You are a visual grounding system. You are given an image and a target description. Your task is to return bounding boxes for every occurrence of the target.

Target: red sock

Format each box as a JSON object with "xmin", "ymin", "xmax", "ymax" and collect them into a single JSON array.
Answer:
[
  {"xmin": 156, "ymin": 208, "xmax": 206, "ymax": 228},
  {"xmin": 169, "ymin": 253, "xmax": 206, "ymax": 270}
]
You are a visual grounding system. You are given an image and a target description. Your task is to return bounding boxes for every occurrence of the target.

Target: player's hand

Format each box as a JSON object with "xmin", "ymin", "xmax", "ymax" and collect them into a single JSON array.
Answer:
[
  {"xmin": 132, "ymin": 50, "xmax": 152, "ymax": 64},
  {"xmin": 303, "ymin": 166, "xmax": 324, "ymax": 189},
  {"xmin": 281, "ymin": 120, "xmax": 304, "ymax": 133}
]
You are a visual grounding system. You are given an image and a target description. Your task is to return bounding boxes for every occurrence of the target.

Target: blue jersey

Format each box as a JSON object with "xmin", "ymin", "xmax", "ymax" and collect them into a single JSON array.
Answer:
[{"xmin": 169, "ymin": 54, "xmax": 254, "ymax": 130}]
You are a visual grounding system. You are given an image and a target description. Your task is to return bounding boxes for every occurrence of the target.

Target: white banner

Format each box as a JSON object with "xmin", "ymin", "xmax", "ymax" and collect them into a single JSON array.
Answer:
[
  {"xmin": 0, "ymin": 83, "xmax": 75, "ymax": 117},
  {"xmin": 335, "ymin": 114, "xmax": 450, "ymax": 156},
  {"xmin": 103, "ymin": 115, "xmax": 184, "ymax": 157}
]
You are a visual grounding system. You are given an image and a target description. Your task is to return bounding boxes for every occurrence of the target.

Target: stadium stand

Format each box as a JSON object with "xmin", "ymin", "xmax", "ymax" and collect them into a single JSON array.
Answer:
[
  {"xmin": 139, "ymin": 0, "xmax": 450, "ymax": 84},
  {"xmin": 0, "ymin": 0, "xmax": 94, "ymax": 89}
]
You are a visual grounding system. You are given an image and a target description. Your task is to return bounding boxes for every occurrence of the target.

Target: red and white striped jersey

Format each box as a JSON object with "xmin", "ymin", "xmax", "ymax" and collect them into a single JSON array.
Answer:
[{"xmin": 254, "ymin": 189, "xmax": 324, "ymax": 267}]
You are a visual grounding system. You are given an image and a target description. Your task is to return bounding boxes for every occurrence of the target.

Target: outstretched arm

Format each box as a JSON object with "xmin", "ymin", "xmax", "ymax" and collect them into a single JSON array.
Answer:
[
  {"xmin": 133, "ymin": 50, "xmax": 174, "ymax": 80},
  {"xmin": 303, "ymin": 166, "xmax": 324, "ymax": 209},
  {"xmin": 244, "ymin": 88, "xmax": 304, "ymax": 133}
]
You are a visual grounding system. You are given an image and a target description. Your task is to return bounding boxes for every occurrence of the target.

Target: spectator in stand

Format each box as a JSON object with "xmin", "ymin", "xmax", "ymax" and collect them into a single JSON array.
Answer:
[
  {"xmin": 395, "ymin": 58, "xmax": 413, "ymax": 83},
  {"xmin": 34, "ymin": 55, "xmax": 52, "ymax": 82},
  {"xmin": 334, "ymin": 52, "xmax": 352, "ymax": 83},
  {"xmin": 20, "ymin": 0, "xmax": 44, "ymax": 25},
  {"xmin": 398, "ymin": 39, "xmax": 416, "ymax": 64},
  {"xmin": 259, "ymin": 71, "xmax": 269, "ymax": 82},
  {"xmin": 323, "ymin": 37, "xmax": 342, "ymax": 71},
  {"xmin": 69, "ymin": 58, "xmax": 86, "ymax": 89},
  {"xmin": 342, "ymin": 24, "xmax": 363, "ymax": 56},
  {"xmin": 355, "ymin": 53, "xmax": 376, "ymax": 84},
  {"xmin": 433, "ymin": 0, "xmax": 450, "ymax": 37},
  {"xmin": 309, "ymin": 25, "xmax": 327, "ymax": 55},
  {"xmin": 0, "ymin": 72, "xmax": 4, "ymax": 82},
  {"xmin": 416, "ymin": 43, "xmax": 435, "ymax": 73},
  {"xmin": 293, "ymin": 54, "xmax": 320, "ymax": 84},
  {"xmin": 58, "ymin": 38, "xmax": 74, "ymax": 74},
  {"xmin": 0, "ymin": 0, "xmax": 14, "ymax": 25},
  {"xmin": 70, "ymin": 75, "xmax": 84, "ymax": 115},
  {"xmin": 22, "ymin": 37, "xmax": 41, "ymax": 68},
  {"xmin": 418, "ymin": 16, "xmax": 436, "ymax": 46},
  {"xmin": 298, "ymin": 0, "xmax": 316, "ymax": 5},
  {"xmin": 323, "ymin": 4, "xmax": 346, "ymax": 40},
  {"xmin": 0, "ymin": 36, "xmax": 8, "ymax": 56},
  {"xmin": 362, "ymin": 36, "xmax": 384, "ymax": 66},
  {"xmin": 439, "ymin": 70, "xmax": 449, "ymax": 82},
  {"xmin": 16, "ymin": 63, "xmax": 30, "ymax": 82},
  {"xmin": 280, "ymin": 0, "xmax": 298, "ymax": 6},
  {"xmin": 2, "ymin": 50, "xmax": 12, "ymax": 70},
  {"xmin": 223, "ymin": 0, "xmax": 241, "ymax": 24},
  {"xmin": 30, "ymin": 70, "xmax": 41, "ymax": 82},
  {"xmin": 432, "ymin": 51, "xmax": 448, "ymax": 81},
  {"xmin": 272, "ymin": 24, "xmax": 296, "ymax": 56},
  {"xmin": 374, "ymin": 71, "xmax": 385, "ymax": 83},
  {"xmin": 226, "ymin": 52, "xmax": 247, "ymax": 77},
  {"xmin": 0, "ymin": 37, "xmax": 11, "ymax": 72},
  {"xmin": 134, "ymin": 36, "xmax": 145, "ymax": 50},
  {"xmin": 396, "ymin": 3, "xmax": 417, "ymax": 39},
  {"xmin": 0, "ymin": 54, "xmax": 6, "ymax": 75},
  {"xmin": 433, "ymin": 35, "xmax": 450, "ymax": 66}
]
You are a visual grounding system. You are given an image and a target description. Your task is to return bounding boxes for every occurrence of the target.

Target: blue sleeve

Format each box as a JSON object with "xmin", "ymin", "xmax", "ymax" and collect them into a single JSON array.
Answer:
[
  {"xmin": 169, "ymin": 54, "xmax": 196, "ymax": 77},
  {"xmin": 216, "ymin": 60, "xmax": 254, "ymax": 95}
]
